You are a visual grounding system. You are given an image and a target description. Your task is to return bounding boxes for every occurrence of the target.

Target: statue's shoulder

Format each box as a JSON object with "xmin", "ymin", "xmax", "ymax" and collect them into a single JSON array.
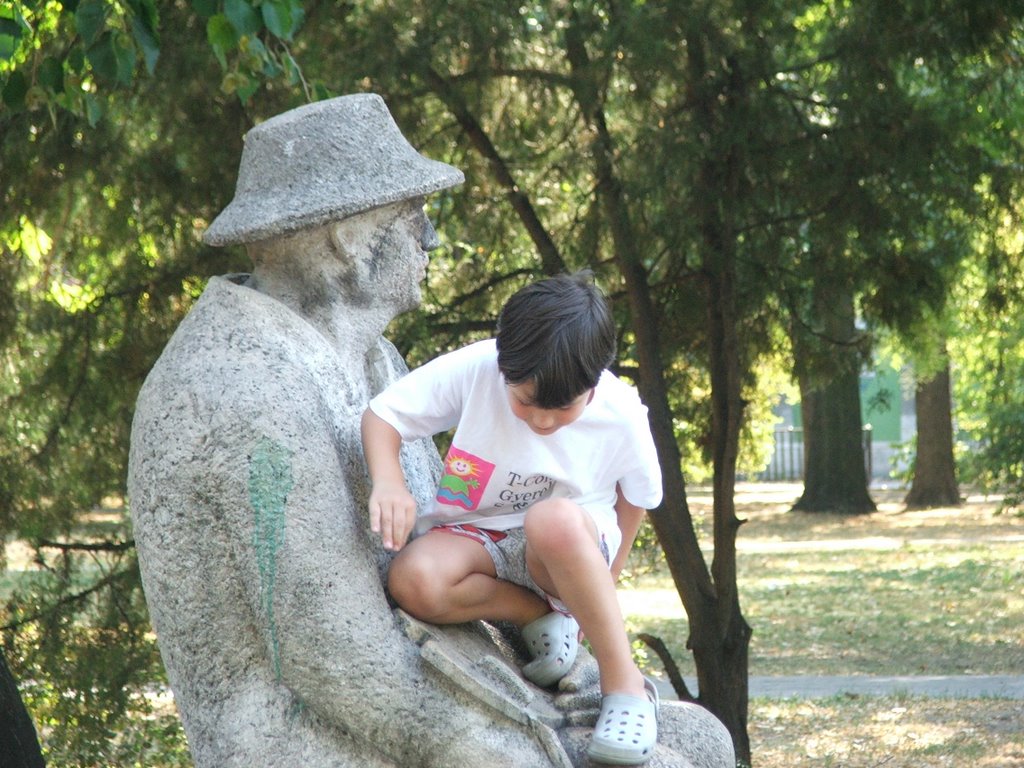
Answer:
[
  {"xmin": 138, "ymin": 275, "xmax": 333, "ymax": 422},
  {"xmin": 154, "ymin": 275, "xmax": 321, "ymax": 374},
  {"xmin": 180, "ymin": 274, "xmax": 297, "ymax": 338}
]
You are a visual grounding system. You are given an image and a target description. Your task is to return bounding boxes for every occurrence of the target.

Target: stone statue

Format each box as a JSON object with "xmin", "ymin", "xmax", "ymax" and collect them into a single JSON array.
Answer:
[{"xmin": 128, "ymin": 94, "xmax": 734, "ymax": 768}]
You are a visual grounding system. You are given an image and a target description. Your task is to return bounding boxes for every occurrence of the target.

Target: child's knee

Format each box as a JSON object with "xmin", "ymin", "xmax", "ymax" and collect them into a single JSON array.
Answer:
[
  {"xmin": 524, "ymin": 499, "xmax": 594, "ymax": 557},
  {"xmin": 387, "ymin": 553, "xmax": 446, "ymax": 617}
]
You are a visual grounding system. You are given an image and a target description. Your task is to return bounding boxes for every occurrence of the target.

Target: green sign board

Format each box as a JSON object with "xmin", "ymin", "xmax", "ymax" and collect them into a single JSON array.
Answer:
[{"xmin": 790, "ymin": 365, "xmax": 903, "ymax": 443}]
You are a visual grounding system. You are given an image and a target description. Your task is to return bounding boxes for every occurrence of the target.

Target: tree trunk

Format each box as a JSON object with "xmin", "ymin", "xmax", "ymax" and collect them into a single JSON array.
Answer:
[
  {"xmin": 565, "ymin": 13, "xmax": 751, "ymax": 762},
  {"xmin": 795, "ymin": 371, "xmax": 876, "ymax": 513},
  {"xmin": 904, "ymin": 354, "xmax": 960, "ymax": 508},
  {"xmin": 421, "ymin": 20, "xmax": 753, "ymax": 759},
  {"xmin": 793, "ymin": 279, "xmax": 876, "ymax": 514},
  {"xmin": 698, "ymin": 253, "xmax": 752, "ymax": 761},
  {"xmin": 676, "ymin": 25, "xmax": 752, "ymax": 763},
  {"xmin": 0, "ymin": 648, "xmax": 46, "ymax": 768}
]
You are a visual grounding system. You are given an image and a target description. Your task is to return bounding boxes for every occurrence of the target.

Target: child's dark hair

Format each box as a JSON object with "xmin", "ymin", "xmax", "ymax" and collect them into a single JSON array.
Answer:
[{"xmin": 496, "ymin": 271, "xmax": 616, "ymax": 408}]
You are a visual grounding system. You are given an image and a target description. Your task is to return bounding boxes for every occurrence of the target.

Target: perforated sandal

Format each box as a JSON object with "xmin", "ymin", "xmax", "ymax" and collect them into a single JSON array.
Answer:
[
  {"xmin": 520, "ymin": 611, "xmax": 579, "ymax": 687},
  {"xmin": 587, "ymin": 676, "xmax": 659, "ymax": 765}
]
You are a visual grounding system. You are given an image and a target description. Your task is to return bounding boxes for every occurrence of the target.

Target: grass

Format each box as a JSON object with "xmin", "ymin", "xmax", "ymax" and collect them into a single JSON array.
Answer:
[
  {"xmin": 620, "ymin": 482, "xmax": 1024, "ymax": 767},
  {"xmin": 627, "ymin": 545, "xmax": 1022, "ymax": 677},
  {"xmin": 749, "ymin": 695, "xmax": 1023, "ymax": 767}
]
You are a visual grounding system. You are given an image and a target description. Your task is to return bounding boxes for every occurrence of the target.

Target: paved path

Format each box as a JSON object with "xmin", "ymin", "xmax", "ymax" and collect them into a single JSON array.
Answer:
[
  {"xmin": 654, "ymin": 675, "xmax": 1024, "ymax": 700},
  {"xmin": 730, "ymin": 534, "xmax": 1024, "ymax": 554}
]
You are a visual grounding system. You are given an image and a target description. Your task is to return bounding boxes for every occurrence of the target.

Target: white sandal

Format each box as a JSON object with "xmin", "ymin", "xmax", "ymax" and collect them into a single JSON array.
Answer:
[
  {"xmin": 520, "ymin": 611, "xmax": 579, "ymax": 687},
  {"xmin": 587, "ymin": 676, "xmax": 659, "ymax": 765}
]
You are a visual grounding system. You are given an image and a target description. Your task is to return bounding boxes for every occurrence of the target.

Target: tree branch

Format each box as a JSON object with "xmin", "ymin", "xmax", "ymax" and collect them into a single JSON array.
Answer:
[
  {"xmin": 1, "ymin": 569, "xmax": 133, "ymax": 632},
  {"xmin": 37, "ymin": 539, "xmax": 135, "ymax": 554},
  {"xmin": 417, "ymin": 64, "xmax": 568, "ymax": 276},
  {"xmin": 637, "ymin": 633, "xmax": 696, "ymax": 702}
]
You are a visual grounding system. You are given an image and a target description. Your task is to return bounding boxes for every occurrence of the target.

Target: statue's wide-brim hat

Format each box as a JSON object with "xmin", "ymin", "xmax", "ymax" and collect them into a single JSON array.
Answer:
[{"xmin": 204, "ymin": 93, "xmax": 464, "ymax": 247}]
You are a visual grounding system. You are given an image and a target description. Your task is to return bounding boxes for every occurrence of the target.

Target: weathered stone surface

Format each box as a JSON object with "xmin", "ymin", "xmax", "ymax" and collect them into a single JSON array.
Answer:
[
  {"xmin": 415, "ymin": 616, "xmax": 738, "ymax": 768},
  {"xmin": 129, "ymin": 275, "xmax": 561, "ymax": 767},
  {"xmin": 203, "ymin": 94, "xmax": 464, "ymax": 247},
  {"xmin": 128, "ymin": 93, "xmax": 736, "ymax": 768}
]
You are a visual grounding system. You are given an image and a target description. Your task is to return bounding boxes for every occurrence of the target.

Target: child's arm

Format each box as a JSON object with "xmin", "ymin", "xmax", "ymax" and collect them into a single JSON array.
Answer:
[
  {"xmin": 611, "ymin": 484, "xmax": 646, "ymax": 581},
  {"xmin": 361, "ymin": 407, "xmax": 418, "ymax": 551}
]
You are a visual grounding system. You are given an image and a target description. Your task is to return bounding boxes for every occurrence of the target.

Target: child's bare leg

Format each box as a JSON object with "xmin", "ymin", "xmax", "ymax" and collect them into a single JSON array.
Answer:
[
  {"xmin": 523, "ymin": 499, "xmax": 646, "ymax": 698},
  {"xmin": 388, "ymin": 530, "xmax": 548, "ymax": 627}
]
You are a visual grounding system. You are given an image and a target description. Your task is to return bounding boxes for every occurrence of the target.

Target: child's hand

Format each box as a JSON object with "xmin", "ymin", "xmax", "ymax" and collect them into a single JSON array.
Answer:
[{"xmin": 368, "ymin": 481, "xmax": 417, "ymax": 551}]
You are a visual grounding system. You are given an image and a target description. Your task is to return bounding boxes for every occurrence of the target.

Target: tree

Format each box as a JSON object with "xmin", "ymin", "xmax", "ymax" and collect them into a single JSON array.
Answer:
[
  {"xmin": 792, "ymin": 276, "xmax": 875, "ymax": 514},
  {"xmin": 905, "ymin": 351, "xmax": 961, "ymax": 509},
  {"xmin": 903, "ymin": 33, "xmax": 1024, "ymax": 508},
  {"xmin": 366, "ymin": 2, "xmax": 757, "ymax": 752},
  {"xmin": 2, "ymin": 3, "xmax": 250, "ymax": 758},
  {"xmin": 952, "ymin": 176, "xmax": 1024, "ymax": 509},
  {"xmin": 768, "ymin": 0, "xmax": 1024, "ymax": 514}
]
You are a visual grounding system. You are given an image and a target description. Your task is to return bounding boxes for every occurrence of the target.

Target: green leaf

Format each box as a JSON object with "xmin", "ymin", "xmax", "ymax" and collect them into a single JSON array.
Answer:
[
  {"xmin": 75, "ymin": 0, "xmax": 106, "ymax": 46},
  {"xmin": 262, "ymin": 58, "xmax": 282, "ymax": 78},
  {"xmin": 260, "ymin": 0, "xmax": 293, "ymax": 40},
  {"xmin": 224, "ymin": 0, "xmax": 261, "ymax": 36},
  {"xmin": 191, "ymin": 0, "xmax": 217, "ymax": 18},
  {"xmin": 0, "ymin": 19, "xmax": 18, "ymax": 60},
  {"xmin": 86, "ymin": 31, "xmax": 134, "ymax": 86},
  {"xmin": 1, "ymin": 70, "xmax": 27, "ymax": 109},
  {"xmin": 206, "ymin": 14, "xmax": 238, "ymax": 70},
  {"xmin": 130, "ymin": 15, "xmax": 160, "ymax": 74},
  {"xmin": 68, "ymin": 46, "xmax": 85, "ymax": 71},
  {"xmin": 0, "ymin": 19, "xmax": 22, "ymax": 39},
  {"xmin": 282, "ymin": 51, "xmax": 301, "ymax": 85},
  {"xmin": 288, "ymin": 0, "xmax": 304, "ymax": 33},
  {"xmin": 135, "ymin": 0, "xmax": 159, "ymax": 34},
  {"xmin": 236, "ymin": 74, "xmax": 259, "ymax": 103},
  {"xmin": 85, "ymin": 35, "xmax": 116, "ymax": 83},
  {"xmin": 312, "ymin": 81, "xmax": 332, "ymax": 101},
  {"xmin": 38, "ymin": 56, "xmax": 64, "ymax": 93},
  {"xmin": 113, "ymin": 32, "xmax": 135, "ymax": 84},
  {"xmin": 83, "ymin": 90, "xmax": 104, "ymax": 126}
]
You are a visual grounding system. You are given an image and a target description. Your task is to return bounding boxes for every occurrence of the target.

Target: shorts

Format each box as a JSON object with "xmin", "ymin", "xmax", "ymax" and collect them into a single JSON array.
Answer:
[{"xmin": 435, "ymin": 523, "xmax": 612, "ymax": 614}]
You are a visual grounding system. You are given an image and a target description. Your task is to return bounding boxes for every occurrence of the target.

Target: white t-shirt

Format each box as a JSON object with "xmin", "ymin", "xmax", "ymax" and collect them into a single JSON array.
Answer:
[{"xmin": 369, "ymin": 339, "xmax": 663, "ymax": 554}]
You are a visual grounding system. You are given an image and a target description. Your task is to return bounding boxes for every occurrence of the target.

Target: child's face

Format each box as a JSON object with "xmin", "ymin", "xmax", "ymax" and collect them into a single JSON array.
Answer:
[{"xmin": 506, "ymin": 381, "xmax": 593, "ymax": 436}]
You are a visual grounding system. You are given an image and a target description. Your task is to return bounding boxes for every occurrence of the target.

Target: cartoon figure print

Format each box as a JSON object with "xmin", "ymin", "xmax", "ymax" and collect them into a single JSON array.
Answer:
[{"xmin": 437, "ymin": 446, "xmax": 495, "ymax": 510}]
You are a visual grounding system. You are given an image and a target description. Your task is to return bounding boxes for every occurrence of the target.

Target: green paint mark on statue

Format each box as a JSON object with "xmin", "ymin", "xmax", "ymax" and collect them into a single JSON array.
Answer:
[{"xmin": 249, "ymin": 436, "xmax": 294, "ymax": 680}]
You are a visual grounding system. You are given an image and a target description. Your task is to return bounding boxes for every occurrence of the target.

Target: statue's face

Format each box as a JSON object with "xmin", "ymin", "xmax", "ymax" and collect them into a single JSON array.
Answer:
[{"xmin": 330, "ymin": 198, "xmax": 439, "ymax": 313}]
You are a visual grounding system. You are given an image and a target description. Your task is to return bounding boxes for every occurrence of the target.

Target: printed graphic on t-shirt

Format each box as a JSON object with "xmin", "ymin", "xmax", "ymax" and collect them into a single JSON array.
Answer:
[{"xmin": 436, "ymin": 447, "xmax": 495, "ymax": 510}]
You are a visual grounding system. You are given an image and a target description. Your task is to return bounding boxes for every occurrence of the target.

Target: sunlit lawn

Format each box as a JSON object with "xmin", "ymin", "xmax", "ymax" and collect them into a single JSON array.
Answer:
[
  {"xmin": 620, "ymin": 483, "xmax": 1024, "ymax": 767},
  {"xmin": 624, "ymin": 543, "xmax": 1023, "ymax": 677},
  {"xmin": 749, "ymin": 695, "xmax": 1024, "ymax": 768},
  {"xmin": 622, "ymin": 484, "xmax": 1023, "ymax": 677}
]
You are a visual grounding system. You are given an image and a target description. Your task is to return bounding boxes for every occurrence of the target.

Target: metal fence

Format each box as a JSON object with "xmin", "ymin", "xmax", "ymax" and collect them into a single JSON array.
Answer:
[{"xmin": 761, "ymin": 426, "xmax": 873, "ymax": 481}]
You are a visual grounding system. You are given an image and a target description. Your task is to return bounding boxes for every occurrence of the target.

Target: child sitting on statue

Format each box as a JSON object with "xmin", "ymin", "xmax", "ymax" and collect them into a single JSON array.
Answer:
[{"xmin": 362, "ymin": 271, "xmax": 663, "ymax": 765}]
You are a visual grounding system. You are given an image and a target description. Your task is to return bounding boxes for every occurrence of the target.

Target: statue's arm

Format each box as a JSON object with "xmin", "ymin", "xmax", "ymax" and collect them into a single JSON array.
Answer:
[
  {"xmin": 202, "ymin": 373, "xmax": 566, "ymax": 766},
  {"xmin": 228, "ymin": 393, "xmax": 419, "ymax": 724}
]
